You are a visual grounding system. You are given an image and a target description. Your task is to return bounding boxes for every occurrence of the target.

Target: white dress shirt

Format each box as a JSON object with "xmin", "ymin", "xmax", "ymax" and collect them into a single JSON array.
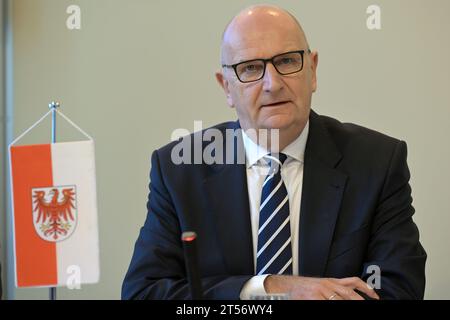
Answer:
[{"xmin": 239, "ymin": 121, "xmax": 309, "ymax": 300}]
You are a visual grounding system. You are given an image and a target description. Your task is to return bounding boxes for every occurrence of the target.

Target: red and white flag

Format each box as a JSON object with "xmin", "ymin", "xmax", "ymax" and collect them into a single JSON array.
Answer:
[{"xmin": 9, "ymin": 140, "xmax": 99, "ymax": 288}]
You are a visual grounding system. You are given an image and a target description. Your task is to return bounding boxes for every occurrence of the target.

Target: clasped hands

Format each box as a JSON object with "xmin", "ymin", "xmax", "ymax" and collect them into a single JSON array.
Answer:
[{"xmin": 264, "ymin": 275, "xmax": 380, "ymax": 300}]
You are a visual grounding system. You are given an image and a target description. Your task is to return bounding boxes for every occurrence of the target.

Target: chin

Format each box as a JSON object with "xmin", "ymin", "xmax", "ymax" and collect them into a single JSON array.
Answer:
[{"xmin": 261, "ymin": 116, "xmax": 294, "ymax": 130}]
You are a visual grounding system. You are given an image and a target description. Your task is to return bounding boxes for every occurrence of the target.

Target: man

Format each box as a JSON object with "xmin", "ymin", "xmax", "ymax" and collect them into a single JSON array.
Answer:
[{"xmin": 122, "ymin": 5, "xmax": 426, "ymax": 300}]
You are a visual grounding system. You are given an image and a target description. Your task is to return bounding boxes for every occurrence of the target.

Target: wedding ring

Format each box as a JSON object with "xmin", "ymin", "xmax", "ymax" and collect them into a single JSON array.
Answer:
[{"xmin": 328, "ymin": 293, "xmax": 337, "ymax": 300}]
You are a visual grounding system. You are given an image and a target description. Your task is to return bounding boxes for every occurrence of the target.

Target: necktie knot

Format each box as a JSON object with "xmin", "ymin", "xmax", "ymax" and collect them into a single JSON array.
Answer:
[{"xmin": 264, "ymin": 153, "xmax": 288, "ymax": 175}]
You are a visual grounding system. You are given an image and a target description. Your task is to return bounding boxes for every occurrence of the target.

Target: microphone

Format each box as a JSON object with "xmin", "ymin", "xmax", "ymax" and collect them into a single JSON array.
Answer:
[{"xmin": 181, "ymin": 231, "xmax": 203, "ymax": 300}]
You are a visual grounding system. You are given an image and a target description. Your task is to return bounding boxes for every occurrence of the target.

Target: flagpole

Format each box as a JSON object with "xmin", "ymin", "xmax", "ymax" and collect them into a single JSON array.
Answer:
[
  {"xmin": 50, "ymin": 101, "xmax": 59, "ymax": 144},
  {"xmin": 49, "ymin": 101, "xmax": 59, "ymax": 300}
]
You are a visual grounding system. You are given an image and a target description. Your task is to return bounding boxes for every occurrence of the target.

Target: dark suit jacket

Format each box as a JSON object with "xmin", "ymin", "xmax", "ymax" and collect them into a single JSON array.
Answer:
[{"xmin": 122, "ymin": 110, "xmax": 426, "ymax": 300}]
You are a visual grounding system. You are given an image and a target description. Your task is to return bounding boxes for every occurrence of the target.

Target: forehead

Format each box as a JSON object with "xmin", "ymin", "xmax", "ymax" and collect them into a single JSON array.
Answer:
[{"xmin": 223, "ymin": 15, "xmax": 305, "ymax": 63}]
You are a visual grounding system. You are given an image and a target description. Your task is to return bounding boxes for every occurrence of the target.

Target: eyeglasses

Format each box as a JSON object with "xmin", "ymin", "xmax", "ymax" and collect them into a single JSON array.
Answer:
[{"xmin": 222, "ymin": 49, "xmax": 310, "ymax": 83}]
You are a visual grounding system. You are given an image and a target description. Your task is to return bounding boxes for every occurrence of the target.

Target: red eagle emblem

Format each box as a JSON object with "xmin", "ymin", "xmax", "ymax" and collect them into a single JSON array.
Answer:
[{"xmin": 32, "ymin": 186, "xmax": 77, "ymax": 242}]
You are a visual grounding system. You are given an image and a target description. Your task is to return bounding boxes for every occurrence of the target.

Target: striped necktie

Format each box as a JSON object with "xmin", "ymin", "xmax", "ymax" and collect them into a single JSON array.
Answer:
[{"xmin": 256, "ymin": 153, "xmax": 293, "ymax": 275}]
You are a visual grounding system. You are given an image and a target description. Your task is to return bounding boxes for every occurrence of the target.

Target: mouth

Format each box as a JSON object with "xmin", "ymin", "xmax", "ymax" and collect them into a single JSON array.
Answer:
[{"xmin": 261, "ymin": 101, "xmax": 290, "ymax": 108}]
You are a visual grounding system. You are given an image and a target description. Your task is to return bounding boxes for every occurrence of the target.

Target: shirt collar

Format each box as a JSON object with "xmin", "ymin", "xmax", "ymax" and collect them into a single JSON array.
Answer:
[{"xmin": 242, "ymin": 120, "xmax": 309, "ymax": 168}]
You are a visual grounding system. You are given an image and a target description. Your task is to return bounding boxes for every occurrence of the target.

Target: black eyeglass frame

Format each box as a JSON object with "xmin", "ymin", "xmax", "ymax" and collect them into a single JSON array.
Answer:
[{"xmin": 221, "ymin": 49, "xmax": 311, "ymax": 83}]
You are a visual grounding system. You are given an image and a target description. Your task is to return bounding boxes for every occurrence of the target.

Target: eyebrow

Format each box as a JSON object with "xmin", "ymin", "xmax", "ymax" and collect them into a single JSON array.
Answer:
[{"xmin": 225, "ymin": 49, "xmax": 309, "ymax": 66}]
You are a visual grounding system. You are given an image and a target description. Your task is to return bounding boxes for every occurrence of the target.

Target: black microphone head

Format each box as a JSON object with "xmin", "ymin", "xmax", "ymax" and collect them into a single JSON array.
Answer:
[{"xmin": 181, "ymin": 231, "xmax": 197, "ymax": 242}]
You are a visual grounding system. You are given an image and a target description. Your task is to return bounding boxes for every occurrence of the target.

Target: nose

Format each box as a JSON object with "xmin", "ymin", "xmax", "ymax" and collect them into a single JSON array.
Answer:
[{"xmin": 262, "ymin": 63, "xmax": 283, "ymax": 92}]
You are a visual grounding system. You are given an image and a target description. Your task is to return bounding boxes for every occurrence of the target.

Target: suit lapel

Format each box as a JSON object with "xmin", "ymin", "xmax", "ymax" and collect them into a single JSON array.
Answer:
[
  {"xmin": 203, "ymin": 122, "xmax": 254, "ymax": 275},
  {"xmin": 299, "ymin": 111, "xmax": 348, "ymax": 277}
]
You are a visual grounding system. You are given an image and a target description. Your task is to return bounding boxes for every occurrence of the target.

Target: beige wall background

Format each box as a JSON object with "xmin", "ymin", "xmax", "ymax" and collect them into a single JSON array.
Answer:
[{"xmin": 2, "ymin": 0, "xmax": 449, "ymax": 299}]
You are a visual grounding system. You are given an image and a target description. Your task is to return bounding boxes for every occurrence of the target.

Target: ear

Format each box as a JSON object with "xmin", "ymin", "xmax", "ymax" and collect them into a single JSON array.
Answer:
[
  {"xmin": 309, "ymin": 51, "xmax": 319, "ymax": 93},
  {"xmin": 215, "ymin": 71, "xmax": 234, "ymax": 108}
]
